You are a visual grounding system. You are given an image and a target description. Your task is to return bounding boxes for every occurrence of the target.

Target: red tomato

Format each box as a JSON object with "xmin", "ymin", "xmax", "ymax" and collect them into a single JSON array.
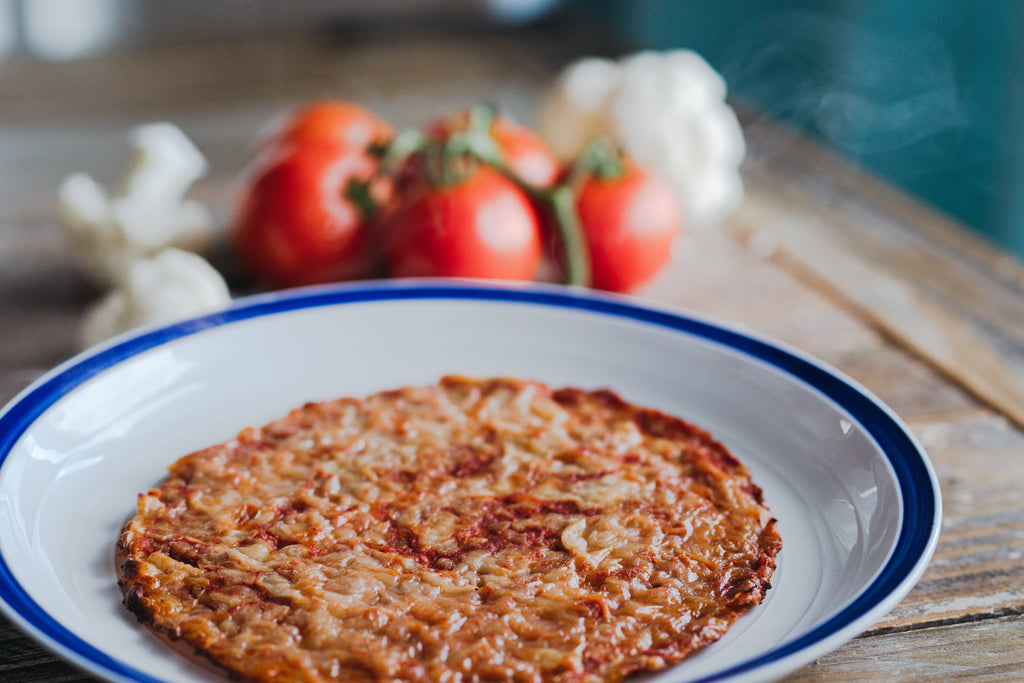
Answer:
[
  {"xmin": 488, "ymin": 117, "xmax": 560, "ymax": 188},
  {"xmin": 232, "ymin": 144, "xmax": 383, "ymax": 289},
  {"xmin": 429, "ymin": 110, "xmax": 559, "ymax": 188},
  {"xmin": 383, "ymin": 165, "xmax": 542, "ymax": 280},
  {"xmin": 264, "ymin": 100, "xmax": 394, "ymax": 153},
  {"xmin": 575, "ymin": 163, "xmax": 683, "ymax": 292},
  {"xmin": 232, "ymin": 100, "xmax": 395, "ymax": 289}
]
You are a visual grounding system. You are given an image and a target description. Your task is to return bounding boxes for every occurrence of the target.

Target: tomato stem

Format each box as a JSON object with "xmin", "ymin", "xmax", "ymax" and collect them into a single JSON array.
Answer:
[
  {"xmin": 379, "ymin": 129, "xmax": 429, "ymax": 172},
  {"xmin": 344, "ymin": 178, "xmax": 379, "ymax": 219},
  {"xmin": 546, "ymin": 185, "xmax": 592, "ymax": 287},
  {"xmin": 473, "ymin": 154, "xmax": 591, "ymax": 288},
  {"xmin": 571, "ymin": 136, "xmax": 628, "ymax": 183}
]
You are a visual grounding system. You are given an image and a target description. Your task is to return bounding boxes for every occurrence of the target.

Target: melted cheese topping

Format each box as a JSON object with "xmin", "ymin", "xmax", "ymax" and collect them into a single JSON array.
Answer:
[{"xmin": 118, "ymin": 376, "xmax": 780, "ymax": 682}]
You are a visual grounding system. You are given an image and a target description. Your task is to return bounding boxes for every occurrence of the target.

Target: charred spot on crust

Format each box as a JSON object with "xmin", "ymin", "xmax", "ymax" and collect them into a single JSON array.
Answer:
[
  {"xmin": 121, "ymin": 581, "xmax": 156, "ymax": 624},
  {"xmin": 118, "ymin": 558, "xmax": 145, "ymax": 582}
]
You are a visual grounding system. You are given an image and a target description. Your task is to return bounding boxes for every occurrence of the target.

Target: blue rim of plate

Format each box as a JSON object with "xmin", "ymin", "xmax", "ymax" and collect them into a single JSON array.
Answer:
[{"xmin": 0, "ymin": 280, "xmax": 941, "ymax": 683}]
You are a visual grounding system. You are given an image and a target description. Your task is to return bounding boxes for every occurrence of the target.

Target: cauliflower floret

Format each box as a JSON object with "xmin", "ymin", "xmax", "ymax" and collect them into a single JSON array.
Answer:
[
  {"xmin": 58, "ymin": 122, "xmax": 214, "ymax": 285},
  {"xmin": 59, "ymin": 122, "xmax": 230, "ymax": 348},
  {"xmin": 80, "ymin": 248, "xmax": 231, "ymax": 348},
  {"xmin": 536, "ymin": 50, "xmax": 746, "ymax": 229},
  {"xmin": 119, "ymin": 122, "xmax": 209, "ymax": 211}
]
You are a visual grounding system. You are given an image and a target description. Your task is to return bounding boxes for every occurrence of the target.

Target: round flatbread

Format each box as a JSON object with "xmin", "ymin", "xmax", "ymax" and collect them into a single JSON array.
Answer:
[{"xmin": 118, "ymin": 376, "xmax": 781, "ymax": 682}]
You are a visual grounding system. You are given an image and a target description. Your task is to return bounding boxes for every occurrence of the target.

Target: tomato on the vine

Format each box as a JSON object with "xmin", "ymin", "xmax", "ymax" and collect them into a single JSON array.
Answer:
[
  {"xmin": 231, "ymin": 101, "xmax": 393, "ymax": 289},
  {"xmin": 574, "ymin": 158, "xmax": 682, "ymax": 293},
  {"xmin": 382, "ymin": 164, "xmax": 542, "ymax": 281},
  {"xmin": 232, "ymin": 144, "xmax": 386, "ymax": 289},
  {"xmin": 231, "ymin": 99, "xmax": 683, "ymax": 293}
]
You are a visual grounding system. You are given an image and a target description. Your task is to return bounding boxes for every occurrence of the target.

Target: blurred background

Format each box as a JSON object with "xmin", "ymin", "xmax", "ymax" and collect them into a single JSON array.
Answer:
[
  {"xmin": 0, "ymin": 0, "xmax": 1021, "ymax": 261},
  {"xmin": 594, "ymin": 1, "xmax": 1024, "ymax": 264}
]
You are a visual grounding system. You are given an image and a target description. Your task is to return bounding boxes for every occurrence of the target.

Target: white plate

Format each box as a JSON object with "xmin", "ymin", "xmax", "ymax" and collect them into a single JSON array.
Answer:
[{"xmin": 0, "ymin": 280, "xmax": 941, "ymax": 683}]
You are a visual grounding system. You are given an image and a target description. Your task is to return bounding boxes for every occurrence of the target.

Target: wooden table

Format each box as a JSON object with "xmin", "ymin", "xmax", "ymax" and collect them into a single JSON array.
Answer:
[{"xmin": 2, "ymin": 26, "xmax": 1024, "ymax": 682}]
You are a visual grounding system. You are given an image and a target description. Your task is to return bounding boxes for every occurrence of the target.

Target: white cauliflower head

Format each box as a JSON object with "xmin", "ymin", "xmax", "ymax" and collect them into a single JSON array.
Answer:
[
  {"xmin": 58, "ymin": 122, "xmax": 214, "ymax": 285},
  {"xmin": 537, "ymin": 50, "xmax": 746, "ymax": 229},
  {"xmin": 80, "ymin": 248, "xmax": 231, "ymax": 348}
]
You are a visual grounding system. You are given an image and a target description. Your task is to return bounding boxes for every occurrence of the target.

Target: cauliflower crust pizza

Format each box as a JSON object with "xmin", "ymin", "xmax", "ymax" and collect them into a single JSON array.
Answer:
[{"xmin": 117, "ymin": 376, "xmax": 781, "ymax": 682}]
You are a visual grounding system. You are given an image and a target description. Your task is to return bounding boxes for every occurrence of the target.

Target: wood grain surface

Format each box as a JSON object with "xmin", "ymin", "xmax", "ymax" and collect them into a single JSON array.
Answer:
[
  {"xmin": 732, "ymin": 115, "xmax": 1024, "ymax": 431},
  {"xmin": 1, "ymin": 26, "xmax": 1023, "ymax": 682}
]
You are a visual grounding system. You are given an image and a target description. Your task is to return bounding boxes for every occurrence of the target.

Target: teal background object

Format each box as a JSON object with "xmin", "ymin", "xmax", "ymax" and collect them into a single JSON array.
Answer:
[{"xmin": 582, "ymin": 1, "xmax": 1024, "ymax": 261}]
